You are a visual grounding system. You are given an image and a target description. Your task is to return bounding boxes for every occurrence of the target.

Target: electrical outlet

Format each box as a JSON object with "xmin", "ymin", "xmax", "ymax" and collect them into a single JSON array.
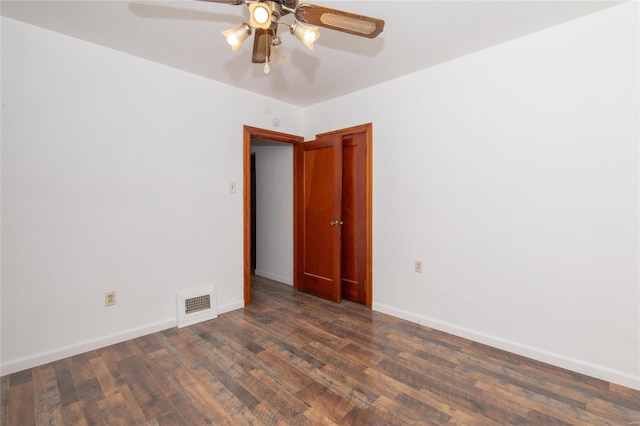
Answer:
[
  {"xmin": 105, "ymin": 291, "xmax": 116, "ymax": 306},
  {"xmin": 415, "ymin": 261, "xmax": 423, "ymax": 273},
  {"xmin": 229, "ymin": 181, "xmax": 236, "ymax": 193}
]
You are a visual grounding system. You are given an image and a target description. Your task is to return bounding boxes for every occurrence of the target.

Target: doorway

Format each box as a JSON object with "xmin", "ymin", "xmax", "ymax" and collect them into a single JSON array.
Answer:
[
  {"xmin": 243, "ymin": 126, "xmax": 303, "ymax": 306},
  {"xmin": 251, "ymin": 138, "xmax": 294, "ymax": 284},
  {"xmin": 243, "ymin": 124, "xmax": 373, "ymax": 308}
]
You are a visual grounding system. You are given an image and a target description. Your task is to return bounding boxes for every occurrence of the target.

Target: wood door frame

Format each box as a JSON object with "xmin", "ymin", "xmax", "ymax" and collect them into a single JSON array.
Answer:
[
  {"xmin": 243, "ymin": 123, "xmax": 373, "ymax": 309},
  {"xmin": 243, "ymin": 126, "xmax": 303, "ymax": 306},
  {"xmin": 310, "ymin": 123, "xmax": 373, "ymax": 308}
]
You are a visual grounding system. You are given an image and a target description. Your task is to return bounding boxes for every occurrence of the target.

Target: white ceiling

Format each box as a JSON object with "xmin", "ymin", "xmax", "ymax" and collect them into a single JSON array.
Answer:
[{"xmin": 1, "ymin": 0, "xmax": 621, "ymax": 107}]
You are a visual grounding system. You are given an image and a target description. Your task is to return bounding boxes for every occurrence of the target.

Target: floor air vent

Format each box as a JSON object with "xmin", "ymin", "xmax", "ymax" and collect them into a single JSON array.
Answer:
[{"xmin": 177, "ymin": 286, "xmax": 217, "ymax": 328}]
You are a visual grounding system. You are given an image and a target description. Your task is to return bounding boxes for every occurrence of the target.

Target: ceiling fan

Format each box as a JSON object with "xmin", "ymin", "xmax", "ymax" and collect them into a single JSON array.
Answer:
[{"xmin": 199, "ymin": 0, "xmax": 385, "ymax": 73}]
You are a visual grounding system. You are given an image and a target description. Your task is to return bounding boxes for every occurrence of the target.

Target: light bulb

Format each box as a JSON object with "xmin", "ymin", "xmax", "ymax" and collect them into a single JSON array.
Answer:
[
  {"xmin": 253, "ymin": 6, "xmax": 269, "ymax": 24},
  {"xmin": 304, "ymin": 31, "xmax": 316, "ymax": 45},
  {"xmin": 226, "ymin": 34, "xmax": 239, "ymax": 48}
]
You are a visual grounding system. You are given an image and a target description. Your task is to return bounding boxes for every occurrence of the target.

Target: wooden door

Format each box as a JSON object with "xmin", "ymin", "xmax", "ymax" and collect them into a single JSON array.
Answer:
[
  {"xmin": 341, "ymin": 133, "xmax": 367, "ymax": 304},
  {"xmin": 294, "ymin": 135, "xmax": 343, "ymax": 302}
]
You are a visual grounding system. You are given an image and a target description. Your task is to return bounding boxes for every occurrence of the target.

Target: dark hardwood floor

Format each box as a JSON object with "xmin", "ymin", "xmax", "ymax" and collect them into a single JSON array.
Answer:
[{"xmin": 2, "ymin": 276, "xmax": 639, "ymax": 425}]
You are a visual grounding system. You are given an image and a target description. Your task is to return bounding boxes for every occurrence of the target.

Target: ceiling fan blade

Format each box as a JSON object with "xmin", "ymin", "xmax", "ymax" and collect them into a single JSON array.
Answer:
[
  {"xmin": 294, "ymin": 4, "xmax": 384, "ymax": 39},
  {"xmin": 196, "ymin": 0, "xmax": 244, "ymax": 4},
  {"xmin": 252, "ymin": 28, "xmax": 277, "ymax": 63}
]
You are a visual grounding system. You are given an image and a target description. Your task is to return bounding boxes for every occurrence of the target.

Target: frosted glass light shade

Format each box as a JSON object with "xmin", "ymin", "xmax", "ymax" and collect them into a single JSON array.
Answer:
[
  {"xmin": 221, "ymin": 23, "xmax": 251, "ymax": 51},
  {"xmin": 291, "ymin": 21, "xmax": 320, "ymax": 50},
  {"xmin": 269, "ymin": 37, "xmax": 288, "ymax": 67}
]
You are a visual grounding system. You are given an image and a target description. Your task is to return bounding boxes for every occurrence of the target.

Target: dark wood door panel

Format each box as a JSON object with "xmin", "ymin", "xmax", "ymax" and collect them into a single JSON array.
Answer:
[
  {"xmin": 341, "ymin": 133, "xmax": 366, "ymax": 304},
  {"xmin": 303, "ymin": 143, "xmax": 335, "ymax": 277},
  {"xmin": 294, "ymin": 123, "xmax": 372, "ymax": 307},
  {"xmin": 295, "ymin": 136, "xmax": 342, "ymax": 303}
]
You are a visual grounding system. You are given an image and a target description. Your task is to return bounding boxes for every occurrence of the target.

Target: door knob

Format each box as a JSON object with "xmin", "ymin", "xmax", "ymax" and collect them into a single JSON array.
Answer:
[{"xmin": 330, "ymin": 220, "xmax": 344, "ymax": 226}]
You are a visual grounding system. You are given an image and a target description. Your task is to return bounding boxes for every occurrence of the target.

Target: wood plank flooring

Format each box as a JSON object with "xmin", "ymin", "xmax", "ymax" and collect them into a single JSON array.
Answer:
[{"xmin": 2, "ymin": 275, "xmax": 639, "ymax": 425}]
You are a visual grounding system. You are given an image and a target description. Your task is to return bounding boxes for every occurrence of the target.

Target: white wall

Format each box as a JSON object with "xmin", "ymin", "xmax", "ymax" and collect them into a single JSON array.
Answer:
[
  {"xmin": 0, "ymin": 16, "xmax": 3, "ymax": 372},
  {"xmin": 305, "ymin": 2, "xmax": 640, "ymax": 389},
  {"xmin": 251, "ymin": 144, "xmax": 294, "ymax": 285},
  {"xmin": 0, "ymin": 17, "xmax": 303, "ymax": 374}
]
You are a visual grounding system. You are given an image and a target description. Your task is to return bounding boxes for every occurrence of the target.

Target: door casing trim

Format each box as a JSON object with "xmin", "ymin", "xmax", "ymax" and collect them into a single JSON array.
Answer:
[{"xmin": 243, "ymin": 123, "xmax": 373, "ymax": 308}]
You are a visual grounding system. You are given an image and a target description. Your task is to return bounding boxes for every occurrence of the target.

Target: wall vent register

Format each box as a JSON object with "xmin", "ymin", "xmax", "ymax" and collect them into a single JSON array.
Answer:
[
  {"xmin": 185, "ymin": 295, "xmax": 211, "ymax": 314},
  {"xmin": 177, "ymin": 286, "xmax": 218, "ymax": 328}
]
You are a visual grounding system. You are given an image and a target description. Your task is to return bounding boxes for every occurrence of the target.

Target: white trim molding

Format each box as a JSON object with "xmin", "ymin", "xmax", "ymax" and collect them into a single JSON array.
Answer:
[
  {"xmin": 373, "ymin": 303, "xmax": 640, "ymax": 391},
  {"xmin": 254, "ymin": 270, "xmax": 293, "ymax": 286},
  {"xmin": 0, "ymin": 299, "xmax": 245, "ymax": 377},
  {"xmin": 0, "ymin": 319, "xmax": 174, "ymax": 377}
]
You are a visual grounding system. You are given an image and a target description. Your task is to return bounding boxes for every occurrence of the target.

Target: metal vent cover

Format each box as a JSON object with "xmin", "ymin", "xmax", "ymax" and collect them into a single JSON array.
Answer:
[
  {"xmin": 177, "ymin": 286, "xmax": 217, "ymax": 328},
  {"xmin": 185, "ymin": 295, "xmax": 211, "ymax": 315}
]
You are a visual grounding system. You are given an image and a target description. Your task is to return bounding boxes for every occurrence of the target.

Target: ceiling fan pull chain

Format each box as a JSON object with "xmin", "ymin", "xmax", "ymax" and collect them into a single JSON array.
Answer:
[{"xmin": 264, "ymin": 33, "xmax": 271, "ymax": 74}]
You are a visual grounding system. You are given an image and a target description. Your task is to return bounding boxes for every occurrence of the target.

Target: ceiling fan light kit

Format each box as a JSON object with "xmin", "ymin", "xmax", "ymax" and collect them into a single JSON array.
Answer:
[{"xmin": 203, "ymin": 0, "xmax": 384, "ymax": 73}]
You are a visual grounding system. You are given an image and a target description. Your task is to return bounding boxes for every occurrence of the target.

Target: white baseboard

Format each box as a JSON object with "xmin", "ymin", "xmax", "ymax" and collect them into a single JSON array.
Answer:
[
  {"xmin": 254, "ymin": 270, "xmax": 293, "ymax": 286},
  {"xmin": 373, "ymin": 302, "xmax": 640, "ymax": 391},
  {"xmin": 0, "ymin": 298, "xmax": 246, "ymax": 377},
  {"xmin": 0, "ymin": 318, "xmax": 175, "ymax": 377},
  {"xmin": 6, "ymin": 298, "xmax": 636, "ymax": 391},
  {"xmin": 218, "ymin": 300, "xmax": 245, "ymax": 314}
]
